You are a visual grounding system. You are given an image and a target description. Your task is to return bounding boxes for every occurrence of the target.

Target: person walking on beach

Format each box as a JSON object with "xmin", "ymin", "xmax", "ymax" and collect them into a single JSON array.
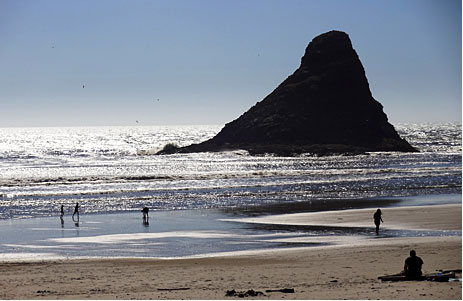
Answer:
[
  {"xmin": 141, "ymin": 207, "xmax": 149, "ymax": 219},
  {"xmin": 72, "ymin": 202, "xmax": 80, "ymax": 220},
  {"xmin": 373, "ymin": 209, "xmax": 383, "ymax": 235},
  {"xmin": 404, "ymin": 250, "xmax": 424, "ymax": 278},
  {"xmin": 141, "ymin": 207, "xmax": 149, "ymax": 226},
  {"xmin": 60, "ymin": 204, "xmax": 65, "ymax": 226}
]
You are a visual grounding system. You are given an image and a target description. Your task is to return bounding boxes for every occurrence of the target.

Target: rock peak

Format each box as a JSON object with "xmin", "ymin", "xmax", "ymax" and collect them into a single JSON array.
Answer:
[
  {"xmin": 301, "ymin": 30, "xmax": 354, "ymax": 69},
  {"xmin": 158, "ymin": 31, "xmax": 417, "ymax": 156}
]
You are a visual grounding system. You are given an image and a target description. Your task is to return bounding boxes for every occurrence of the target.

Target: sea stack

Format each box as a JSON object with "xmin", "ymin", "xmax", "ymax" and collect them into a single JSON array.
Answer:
[{"xmin": 159, "ymin": 30, "xmax": 417, "ymax": 156}]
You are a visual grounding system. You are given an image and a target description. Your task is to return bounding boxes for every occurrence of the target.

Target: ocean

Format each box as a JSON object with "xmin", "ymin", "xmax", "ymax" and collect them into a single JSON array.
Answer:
[
  {"xmin": 0, "ymin": 123, "xmax": 461, "ymax": 259},
  {"xmin": 0, "ymin": 123, "xmax": 461, "ymax": 220}
]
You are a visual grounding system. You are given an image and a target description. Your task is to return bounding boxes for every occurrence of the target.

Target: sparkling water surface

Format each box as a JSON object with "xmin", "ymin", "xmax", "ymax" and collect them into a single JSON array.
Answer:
[{"xmin": 0, "ymin": 123, "xmax": 461, "ymax": 219}]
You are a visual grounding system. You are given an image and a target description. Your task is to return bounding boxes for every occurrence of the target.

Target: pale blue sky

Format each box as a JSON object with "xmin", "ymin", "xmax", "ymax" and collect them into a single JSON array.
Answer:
[{"xmin": 0, "ymin": 0, "xmax": 461, "ymax": 127}]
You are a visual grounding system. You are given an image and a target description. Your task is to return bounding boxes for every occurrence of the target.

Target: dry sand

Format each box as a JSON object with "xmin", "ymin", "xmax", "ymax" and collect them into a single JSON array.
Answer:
[{"xmin": 0, "ymin": 204, "xmax": 461, "ymax": 300}]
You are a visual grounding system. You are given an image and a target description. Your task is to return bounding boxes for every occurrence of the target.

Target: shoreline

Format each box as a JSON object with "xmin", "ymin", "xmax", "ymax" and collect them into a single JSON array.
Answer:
[
  {"xmin": 0, "ymin": 202, "xmax": 461, "ymax": 299},
  {"xmin": 0, "ymin": 201, "xmax": 460, "ymax": 262},
  {"xmin": 2, "ymin": 192, "xmax": 461, "ymax": 222}
]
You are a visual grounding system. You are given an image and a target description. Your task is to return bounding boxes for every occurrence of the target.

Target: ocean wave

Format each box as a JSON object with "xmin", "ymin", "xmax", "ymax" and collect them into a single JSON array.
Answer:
[
  {"xmin": 1, "ymin": 162, "xmax": 459, "ymax": 188},
  {"xmin": 2, "ymin": 166, "xmax": 460, "ymax": 203}
]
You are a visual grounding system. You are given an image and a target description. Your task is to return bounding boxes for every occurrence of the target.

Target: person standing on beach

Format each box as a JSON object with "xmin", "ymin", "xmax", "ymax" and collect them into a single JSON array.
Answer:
[
  {"xmin": 60, "ymin": 205, "xmax": 65, "ymax": 226},
  {"xmin": 373, "ymin": 209, "xmax": 383, "ymax": 235},
  {"xmin": 72, "ymin": 202, "xmax": 80, "ymax": 219}
]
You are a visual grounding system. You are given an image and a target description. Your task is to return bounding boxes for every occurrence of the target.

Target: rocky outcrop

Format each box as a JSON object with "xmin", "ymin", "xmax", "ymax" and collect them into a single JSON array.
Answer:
[{"xmin": 159, "ymin": 30, "xmax": 417, "ymax": 156}]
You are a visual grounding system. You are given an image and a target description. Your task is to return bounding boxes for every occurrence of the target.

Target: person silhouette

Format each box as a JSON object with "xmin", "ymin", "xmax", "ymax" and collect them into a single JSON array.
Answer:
[
  {"xmin": 141, "ymin": 207, "xmax": 149, "ymax": 219},
  {"xmin": 72, "ymin": 202, "xmax": 80, "ymax": 220},
  {"xmin": 141, "ymin": 207, "xmax": 149, "ymax": 226},
  {"xmin": 60, "ymin": 205, "xmax": 64, "ymax": 218},
  {"xmin": 373, "ymin": 209, "xmax": 383, "ymax": 235},
  {"xmin": 404, "ymin": 250, "xmax": 424, "ymax": 278}
]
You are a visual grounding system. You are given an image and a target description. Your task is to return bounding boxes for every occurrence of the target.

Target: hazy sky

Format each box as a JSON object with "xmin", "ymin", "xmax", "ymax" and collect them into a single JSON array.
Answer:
[{"xmin": 1, "ymin": 0, "xmax": 461, "ymax": 127}]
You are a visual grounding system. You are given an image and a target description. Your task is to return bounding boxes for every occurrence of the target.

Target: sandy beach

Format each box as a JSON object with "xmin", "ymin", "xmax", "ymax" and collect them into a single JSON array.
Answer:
[
  {"xmin": 229, "ymin": 203, "xmax": 462, "ymax": 231},
  {"xmin": 0, "ymin": 204, "xmax": 461, "ymax": 300}
]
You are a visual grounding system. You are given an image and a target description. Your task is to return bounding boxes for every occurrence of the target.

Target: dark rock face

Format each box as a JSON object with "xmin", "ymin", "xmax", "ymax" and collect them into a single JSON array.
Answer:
[{"xmin": 159, "ymin": 30, "xmax": 417, "ymax": 156}]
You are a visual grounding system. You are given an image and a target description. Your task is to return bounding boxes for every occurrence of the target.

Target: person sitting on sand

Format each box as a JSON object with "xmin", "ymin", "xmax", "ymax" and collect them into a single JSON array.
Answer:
[
  {"xmin": 404, "ymin": 250, "xmax": 424, "ymax": 277},
  {"xmin": 373, "ymin": 209, "xmax": 383, "ymax": 235}
]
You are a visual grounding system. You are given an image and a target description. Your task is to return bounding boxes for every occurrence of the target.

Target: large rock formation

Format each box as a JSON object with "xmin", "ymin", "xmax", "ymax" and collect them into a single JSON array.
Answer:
[{"xmin": 159, "ymin": 30, "xmax": 417, "ymax": 156}]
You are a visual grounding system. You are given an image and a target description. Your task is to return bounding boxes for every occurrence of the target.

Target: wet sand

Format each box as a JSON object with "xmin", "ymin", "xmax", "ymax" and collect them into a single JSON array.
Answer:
[
  {"xmin": 0, "ymin": 204, "xmax": 461, "ymax": 299},
  {"xmin": 230, "ymin": 203, "xmax": 462, "ymax": 231}
]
